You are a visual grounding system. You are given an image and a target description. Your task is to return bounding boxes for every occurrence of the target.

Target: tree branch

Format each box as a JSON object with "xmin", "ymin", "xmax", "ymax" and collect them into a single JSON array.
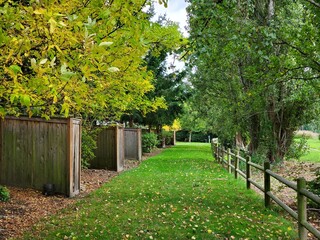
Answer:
[
  {"xmin": 305, "ymin": 0, "xmax": 320, "ymax": 8},
  {"xmin": 277, "ymin": 40, "xmax": 320, "ymax": 70},
  {"xmin": 106, "ymin": 0, "xmax": 148, "ymax": 37}
]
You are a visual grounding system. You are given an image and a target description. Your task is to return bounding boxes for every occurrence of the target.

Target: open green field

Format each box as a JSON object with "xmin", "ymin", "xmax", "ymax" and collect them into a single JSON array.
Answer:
[
  {"xmin": 300, "ymin": 138, "xmax": 320, "ymax": 163},
  {"xmin": 23, "ymin": 143, "xmax": 297, "ymax": 239}
]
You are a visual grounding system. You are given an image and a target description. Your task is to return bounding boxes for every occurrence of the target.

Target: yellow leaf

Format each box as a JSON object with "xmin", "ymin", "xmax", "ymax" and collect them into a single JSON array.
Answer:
[
  {"xmin": 33, "ymin": 8, "xmax": 46, "ymax": 15},
  {"xmin": 59, "ymin": 21, "xmax": 67, "ymax": 27},
  {"xmin": 49, "ymin": 18, "xmax": 57, "ymax": 34}
]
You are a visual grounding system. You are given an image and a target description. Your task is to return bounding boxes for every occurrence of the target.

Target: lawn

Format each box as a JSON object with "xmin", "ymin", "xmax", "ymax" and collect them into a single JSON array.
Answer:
[
  {"xmin": 299, "ymin": 138, "xmax": 320, "ymax": 163},
  {"xmin": 23, "ymin": 142, "xmax": 297, "ymax": 239}
]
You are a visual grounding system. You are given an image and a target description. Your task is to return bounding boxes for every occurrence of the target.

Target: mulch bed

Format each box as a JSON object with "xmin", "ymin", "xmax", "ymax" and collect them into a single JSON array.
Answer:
[{"xmin": 0, "ymin": 155, "xmax": 150, "ymax": 240}]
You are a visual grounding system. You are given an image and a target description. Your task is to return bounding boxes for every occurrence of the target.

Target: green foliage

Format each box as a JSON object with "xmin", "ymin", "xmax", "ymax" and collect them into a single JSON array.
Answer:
[
  {"xmin": 286, "ymin": 136, "xmax": 310, "ymax": 160},
  {"xmin": 0, "ymin": 185, "xmax": 10, "ymax": 202},
  {"xmin": 124, "ymin": 15, "xmax": 190, "ymax": 130},
  {"xmin": 0, "ymin": 0, "xmax": 182, "ymax": 120},
  {"xmin": 295, "ymin": 138, "xmax": 320, "ymax": 163},
  {"xmin": 250, "ymin": 152, "xmax": 267, "ymax": 166},
  {"xmin": 176, "ymin": 130, "xmax": 213, "ymax": 143},
  {"xmin": 307, "ymin": 169, "xmax": 320, "ymax": 208},
  {"xmin": 81, "ymin": 127, "xmax": 99, "ymax": 169},
  {"xmin": 186, "ymin": 0, "xmax": 320, "ymax": 162},
  {"xmin": 161, "ymin": 131, "xmax": 174, "ymax": 145},
  {"xmin": 142, "ymin": 132, "xmax": 159, "ymax": 153},
  {"xmin": 22, "ymin": 143, "xmax": 297, "ymax": 239}
]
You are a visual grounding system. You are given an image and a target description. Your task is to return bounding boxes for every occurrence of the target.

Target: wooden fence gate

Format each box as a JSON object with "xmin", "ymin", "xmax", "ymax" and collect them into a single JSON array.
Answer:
[{"xmin": 0, "ymin": 117, "xmax": 81, "ymax": 197}]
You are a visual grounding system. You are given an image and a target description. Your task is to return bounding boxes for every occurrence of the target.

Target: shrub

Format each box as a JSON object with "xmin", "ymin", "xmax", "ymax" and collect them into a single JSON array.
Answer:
[
  {"xmin": 142, "ymin": 132, "xmax": 159, "ymax": 153},
  {"xmin": 307, "ymin": 169, "xmax": 320, "ymax": 208},
  {"xmin": 0, "ymin": 185, "xmax": 10, "ymax": 202}
]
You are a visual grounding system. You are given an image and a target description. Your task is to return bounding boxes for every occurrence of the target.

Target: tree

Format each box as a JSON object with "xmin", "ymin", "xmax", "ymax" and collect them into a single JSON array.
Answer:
[
  {"xmin": 0, "ymin": 0, "xmax": 180, "ymax": 120},
  {"xmin": 122, "ymin": 16, "xmax": 190, "ymax": 132},
  {"xmin": 186, "ymin": 0, "xmax": 320, "ymax": 162},
  {"xmin": 179, "ymin": 101, "xmax": 208, "ymax": 142}
]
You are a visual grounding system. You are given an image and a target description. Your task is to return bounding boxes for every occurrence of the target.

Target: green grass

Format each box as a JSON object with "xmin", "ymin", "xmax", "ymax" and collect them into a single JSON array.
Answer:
[
  {"xmin": 23, "ymin": 143, "xmax": 297, "ymax": 239},
  {"xmin": 299, "ymin": 138, "xmax": 320, "ymax": 163}
]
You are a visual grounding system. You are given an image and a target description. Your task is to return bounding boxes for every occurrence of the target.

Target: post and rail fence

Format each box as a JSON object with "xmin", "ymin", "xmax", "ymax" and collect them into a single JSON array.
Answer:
[{"xmin": 211, "ymin": 140, "xmax": 320, "ymax": 240}]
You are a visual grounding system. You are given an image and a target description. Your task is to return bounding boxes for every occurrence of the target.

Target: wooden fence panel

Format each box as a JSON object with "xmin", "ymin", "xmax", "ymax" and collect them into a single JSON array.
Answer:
[
  {"xmin": 124, "ymin": 128, "xmax": 142, "ymax": 160},
  {"xmin": 0, "ymin": 117, "xmax": 81, "ymax": 197},
  {"xmin": 92, "ymin": 126, "xmax": 124, "ymax": 172}
]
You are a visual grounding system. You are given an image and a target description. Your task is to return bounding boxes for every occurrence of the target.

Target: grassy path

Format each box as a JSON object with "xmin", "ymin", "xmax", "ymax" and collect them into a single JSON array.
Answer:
[{"xmin": 23, "ymin": 143, "xmax": 297, "ymax": 239}]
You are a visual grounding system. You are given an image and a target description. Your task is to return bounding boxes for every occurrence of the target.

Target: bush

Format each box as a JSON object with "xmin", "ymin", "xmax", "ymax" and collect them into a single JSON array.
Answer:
[
  {"xmin": 142, "ymin": 132, "xmax": 159, "ymax": 153},
  {"xmin": 0, "ymin": 185, "xmax": 10, "ymax": 202},
  {"xmin": 81, "ymin": 127, "xmax": 99, "ymax": 169},
  {"xmin": 307, "ymin": 169, "xmax": 320, "ymax": 208}
]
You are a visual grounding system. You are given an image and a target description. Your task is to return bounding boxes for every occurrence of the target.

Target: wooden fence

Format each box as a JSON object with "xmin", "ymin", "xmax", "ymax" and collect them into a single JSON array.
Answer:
[
  {"xmin": 124, "ymin": 128, "xmax": 142, "ymax": 161},
  {"xmin": 212, "ymin": 140, "xmax": 320, "ymax": 240},
  {"xmin": 0, "ymin": 117, "xmax": 81, "ymax": 197},
  {"xmin": 91, "ymin": 126, "xmax": 124, "ymax": 172}
]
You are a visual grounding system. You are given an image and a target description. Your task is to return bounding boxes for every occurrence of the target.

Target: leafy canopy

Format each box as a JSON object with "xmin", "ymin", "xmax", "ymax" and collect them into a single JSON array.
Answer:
[{"xmin": 0, "ymin": 0, "xmax": 182, "ymax": 119}]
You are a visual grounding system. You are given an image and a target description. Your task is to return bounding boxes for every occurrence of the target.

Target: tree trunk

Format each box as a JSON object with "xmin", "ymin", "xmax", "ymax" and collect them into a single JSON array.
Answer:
[
  {"xmin": 129, "ymin": 116, "xmax": 134, "ymax": 128},
  {"xmin": 248, "ymin": 113, "xmax": 260, "ymax": 154},
  {"xmin": 188, "ymin": 131, "xmax": 192, "ymax": 142}
]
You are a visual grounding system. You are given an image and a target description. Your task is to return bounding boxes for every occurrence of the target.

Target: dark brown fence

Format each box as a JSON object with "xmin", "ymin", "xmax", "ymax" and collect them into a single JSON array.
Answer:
[
  {"xmin": 91, "ymin": 126, "xmax": 124, "ymax": 172},
  {"xmin": 212, "ymin": 140, "xmax": 320, "ymax": 239},
  {"xmin": 124, "ymin": 128, "xmax": 142, "ymax": 161},
  {"xmin": 0, "ymin": 117, "xmax": 81, "ymax": 197}
]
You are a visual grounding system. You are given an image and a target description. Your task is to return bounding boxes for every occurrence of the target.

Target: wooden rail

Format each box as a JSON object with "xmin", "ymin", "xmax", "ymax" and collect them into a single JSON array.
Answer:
[{"xmin": 211, "ymin": 140, "xmax": 320, "ymax": 240}]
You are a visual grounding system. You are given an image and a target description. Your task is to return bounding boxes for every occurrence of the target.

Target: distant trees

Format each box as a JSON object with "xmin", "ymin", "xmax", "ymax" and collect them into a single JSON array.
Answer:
[{"xmin": 186, "ymin": 0, "xmax": 320, "ymax": 162}]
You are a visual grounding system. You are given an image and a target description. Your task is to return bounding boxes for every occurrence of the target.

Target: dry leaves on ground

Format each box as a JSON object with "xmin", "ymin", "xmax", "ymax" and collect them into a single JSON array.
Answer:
[{"xmin": 0, "ymin": 157, "xmax": 145, "ymax": 240}]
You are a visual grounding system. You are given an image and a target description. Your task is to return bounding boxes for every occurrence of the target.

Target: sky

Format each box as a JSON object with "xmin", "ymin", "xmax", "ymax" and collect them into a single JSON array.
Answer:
[
  {"xmin": 152, "ymin": 0, "xmax": 189, "ymax": 71},
  {"xmin": 153, "ymin": 0, "xmax": 189, "ymax": 37}
]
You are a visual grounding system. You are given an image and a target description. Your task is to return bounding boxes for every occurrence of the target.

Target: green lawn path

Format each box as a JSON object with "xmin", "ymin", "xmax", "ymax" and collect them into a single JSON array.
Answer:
[{"xmin": 23, "ymin": 142, "xmax": 297, "ymax": 239}]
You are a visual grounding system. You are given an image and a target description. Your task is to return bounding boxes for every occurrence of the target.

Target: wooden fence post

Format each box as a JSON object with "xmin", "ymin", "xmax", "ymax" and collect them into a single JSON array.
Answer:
[
  {"xmin": 235, "ymin": 149, "xmax": 239, "ymax": 179},
  {"xmin": 297, "ymin": 178, "xmax": 307, "ymax": 240},
  {"xmin": 246, "ymin": 156, "xmax": 251, "ymax": 189},
  {"xmin": 222, "ymin": 147, "xmax": 224, "ymax": 164},
  {"xmin": 216, "ymin": 143, "xmax": 219, "ymax": 162},
  {"xmin": 227, "ymin": 148, "xmax": 232, "ymax": 174},
  {"xmin": 264, "ymin": 162, "xmax": 271, "ymax": 208}
]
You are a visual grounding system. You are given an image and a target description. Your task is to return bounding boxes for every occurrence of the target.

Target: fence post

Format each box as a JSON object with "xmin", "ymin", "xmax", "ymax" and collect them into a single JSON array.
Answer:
[
  {"xmin": 222, "ymin": 146, "xmax": 225, "ymax": 166},
  {"xmin": 216, "ymin": 143, "xmax": 219, "ymax": 163},
  {"xmin": 234, "ymin": 149, "xmax": 239, "ymax": 179},
  {"xmin": 246, "ymin": 156, "xmax": 251, "ymax": 189},
  {"xmin": 264, "ymin": 162, "xmax": 271, "ymax": 208},
  {"xmin": 227, "ymin": 148, "xmax": 232, "ymax": 174},
  {"xmin": 297, "ymin": 178, "xmax": 307, "ymax": 240}
]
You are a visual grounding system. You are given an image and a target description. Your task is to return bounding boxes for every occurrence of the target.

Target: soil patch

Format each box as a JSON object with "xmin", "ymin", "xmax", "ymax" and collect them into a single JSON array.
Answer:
[{"xmin": 251, "ymin": 160, "xmax": 320, "ymax": 239}]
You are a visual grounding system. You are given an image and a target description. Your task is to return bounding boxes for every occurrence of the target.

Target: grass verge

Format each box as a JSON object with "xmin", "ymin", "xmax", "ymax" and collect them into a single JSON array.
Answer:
[
  {"xmin": 299, "ymin": 138, "xmax": 320, "ymax": 163},
  {"xmin": 23, "ymin": 142, "xmax": 297, "ymax": 239}
]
